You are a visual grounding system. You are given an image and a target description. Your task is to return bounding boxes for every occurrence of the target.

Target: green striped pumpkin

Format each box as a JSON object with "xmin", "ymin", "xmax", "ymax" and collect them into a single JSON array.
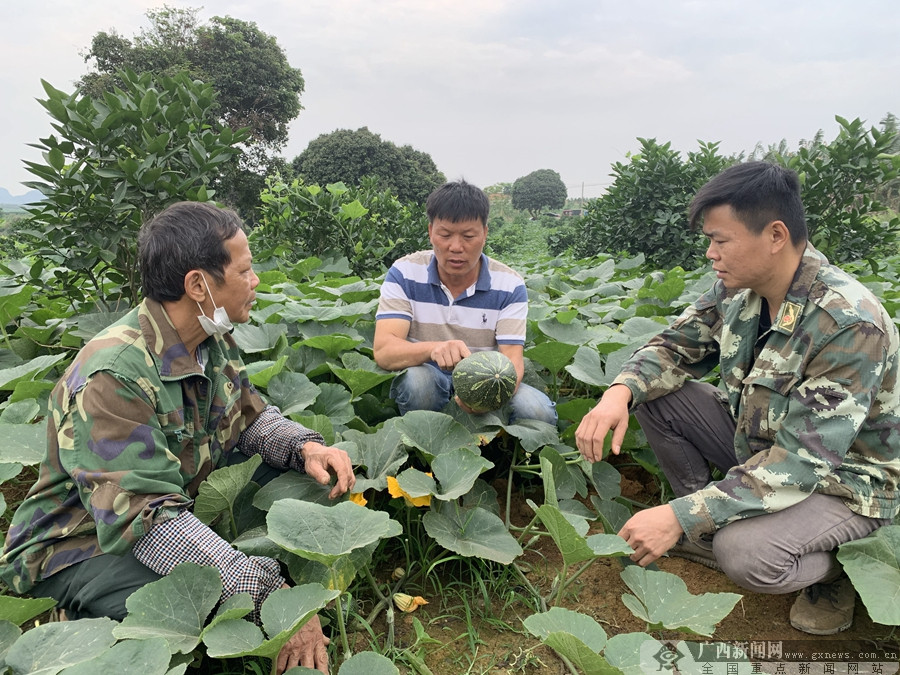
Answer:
[{"xmin": 452, "ymin": 351, "xmax": 517, "ymax": 413}]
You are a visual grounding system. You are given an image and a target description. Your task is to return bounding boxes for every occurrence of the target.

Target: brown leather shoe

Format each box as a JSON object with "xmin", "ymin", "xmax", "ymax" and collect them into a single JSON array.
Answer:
[{"xmin": 789, "ymin": 576, "xmax": 855, "ymax": 635}]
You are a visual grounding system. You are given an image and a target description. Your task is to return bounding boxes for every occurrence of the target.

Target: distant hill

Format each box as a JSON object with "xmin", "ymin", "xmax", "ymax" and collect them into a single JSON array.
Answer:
[{"xmin": 0, "ymin": 188, "xmax": 42, "ymax": 207}]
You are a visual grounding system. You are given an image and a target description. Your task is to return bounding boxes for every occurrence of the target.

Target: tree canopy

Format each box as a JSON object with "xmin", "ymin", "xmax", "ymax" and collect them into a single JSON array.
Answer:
[
  {"xmin": 291, "ymin": 127, "xmax": 445, "ymax": 204},
  {"xmin": 22, "ymin": 70, "xmax": 245, "ymax": 308},
  {"xmin": 511, "ymin": 169, "xmax": 567, "ymax": 217},
  {"xmin": 79, "ymin": 6, "xmax": 304, "ymax": 153}
]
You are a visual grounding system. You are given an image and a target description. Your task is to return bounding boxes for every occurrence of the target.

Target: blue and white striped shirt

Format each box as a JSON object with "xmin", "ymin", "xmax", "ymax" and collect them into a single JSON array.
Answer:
[{"xmin": 376, "ymin": 251, "xmax": 527, "ymax": 350}]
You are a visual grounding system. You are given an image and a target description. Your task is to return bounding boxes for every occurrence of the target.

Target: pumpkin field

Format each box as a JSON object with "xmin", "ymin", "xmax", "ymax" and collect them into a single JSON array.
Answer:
[{"xmin": 1, "ymin": 240, "xmax": 899, "ymax": 674}]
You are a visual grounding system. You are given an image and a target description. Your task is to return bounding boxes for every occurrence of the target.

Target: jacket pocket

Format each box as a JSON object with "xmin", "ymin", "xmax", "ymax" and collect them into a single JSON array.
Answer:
[{"xmin": 739, "ymin": 370, "xmax": 801, "ymax": 444}]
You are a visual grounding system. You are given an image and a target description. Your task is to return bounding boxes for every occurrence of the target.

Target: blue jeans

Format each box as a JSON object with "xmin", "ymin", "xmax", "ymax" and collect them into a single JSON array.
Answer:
[{"xmin": 390, "ymin": 363, "xmax": 557, "ymax": 425}]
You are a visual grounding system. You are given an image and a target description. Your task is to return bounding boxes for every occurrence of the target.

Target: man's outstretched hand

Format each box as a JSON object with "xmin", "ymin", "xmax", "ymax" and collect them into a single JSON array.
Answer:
[
  {"xmin": 301, "ymin": 442, "xmax": 356, "ymax": 499},
  {"xmin": 275, "ymin": 604, "xmax": 329, "ymax": 674}
]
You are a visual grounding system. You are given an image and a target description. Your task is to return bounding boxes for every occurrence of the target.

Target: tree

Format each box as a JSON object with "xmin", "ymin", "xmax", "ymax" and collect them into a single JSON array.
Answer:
[
  {"xmin": 511, "ymin": 169, "xmax": 567, "ymax": 217},
  {"xmin": 80, "ymin": 7, "xmax": 303, "ymax": 153},
  {"xmin": 577, "ymin": 139, "xmax": 732, "ymax": 269},
  {"xmin": 79, "ymin": 7, "xmax": 304, "ymax": 221},
  {"xmin": 253, "ymin": 176, "xmax": 429, "ymax": 277},
  {"xmin": 20, "ymin": 70, "xmax": 247, "ymax": 309},
  {"xmin": 876, "ymin": 112, "xmax": 900, "ymax": 212},
  {"xmin": 291, "ymin": 127, "xmax": 445, "ymax": 204},
  {"xmin": 484, "ymin": 182, "xmax": 513, "ymax": 196},
  {"xmin": 783, "ymin": 116, "xmax": 900, "ymax": 264}
]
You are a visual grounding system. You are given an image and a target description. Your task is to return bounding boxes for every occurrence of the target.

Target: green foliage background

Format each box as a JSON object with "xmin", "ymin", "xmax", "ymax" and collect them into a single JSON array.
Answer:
[{"xmin": 291, "ymin": 127, "xmax": 446, "ymax": 204}]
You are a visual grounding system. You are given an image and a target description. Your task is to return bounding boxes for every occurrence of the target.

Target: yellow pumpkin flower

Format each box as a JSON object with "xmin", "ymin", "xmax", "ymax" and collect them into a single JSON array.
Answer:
[
  {"xmin": 393, "ymin": 592, "xmax": 429, "ymax": 612},
  {"xmin": 348, "ymin": 492, "xmax": 367, "ymax": 506},
  {"xmin": 386, "ymin": 475, "xmax": 432, "ymax": 507}
]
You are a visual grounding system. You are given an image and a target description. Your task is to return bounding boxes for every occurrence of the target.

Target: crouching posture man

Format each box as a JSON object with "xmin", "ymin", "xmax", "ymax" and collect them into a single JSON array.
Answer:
[
  {"xmin": 0, "ymin": 202, "xmax": 356, "ymax": 673},
  {"xmin": 576, "ymin": 162, "xmax": 900, "ymax": 635},
  {"xmin": 374, "ymin": 179, "xmax": 557, "ymax": 425}
]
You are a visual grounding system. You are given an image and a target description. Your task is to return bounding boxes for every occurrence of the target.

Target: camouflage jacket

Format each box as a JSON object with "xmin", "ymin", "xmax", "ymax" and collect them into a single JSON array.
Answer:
[
  {"xmin": 0, "ymin": 299, "xmax": 267, "ymax": 593},
  {"xmin": 614, "ymin": 245, "xmax": 900, "ymax": 541}
]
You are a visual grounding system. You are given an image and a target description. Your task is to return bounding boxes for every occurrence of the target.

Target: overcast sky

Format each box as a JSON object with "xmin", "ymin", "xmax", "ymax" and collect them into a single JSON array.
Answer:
[{"xmin": 2, "ymin": 0, "xmax": 897, "ymax": 198}]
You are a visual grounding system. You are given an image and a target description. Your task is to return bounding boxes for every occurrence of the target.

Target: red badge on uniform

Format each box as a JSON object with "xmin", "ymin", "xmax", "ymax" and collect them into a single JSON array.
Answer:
[{"xmin": 779, "ymin": 301, "xmax": 802, "ymax": 332}]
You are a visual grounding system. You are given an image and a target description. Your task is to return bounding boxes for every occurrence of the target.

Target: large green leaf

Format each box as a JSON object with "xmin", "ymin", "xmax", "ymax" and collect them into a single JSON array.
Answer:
[
  {"xmin": 543, "ymin": 633, "xmax": 620, "ymax": 675},
  {"xmin": 5, "ymin": 618, "xmax": 117, "ymax": 675},
  {"xmin": 114, "ymin": 563, "xmax": 222, "ymax": 654},
  {"xmin": 501, "ymin": 418, "xmax": 559, "ymax": 454},
  {"xmin": 246, "ymin": 356, "xmax": 288, "ymax": 388},
  {"xmin": 310, "ymin": 383, "xmax": 355, "ymax": 425},
  {"xmin": 0, "ymin": 595, "xmax": 57, "ymax": 626},
  {"xmin": 267, "ymin": 500, "xmax": 402, "ymax": 566},
  {"xmin": 566, "ymin": 345, "xmax": 610, "ymax": 388},
  {"xmin": 58, "ymin": 637, "xmax": 172, "ymax": 675},
  {"xmin": 589, "ymin": 461, "xmax": 622, "ymax": 500},
  {"xmin": 423, "ymin": 504, "xmax": 522, "ymax": 564},
  {"xmin": 252, "ymin": 470, "xmax": 342, "ymax": 511},
  {"xmin": 397, "ymin": 447, "xmax": 492, "ymax": 501},
  {"xmin": 342, "ymin": 420, "xmax": 408, "ymax": 492},
  {"xmin": 603, "ymin": 632, "xmax": 663, "ymax": 675},
  {"xmin": 394, "ymin": 410, "xmax": 479, "ymax": 460},
  {"xmin": 287, "ymin": 412, "xmax": 336, "ymax": 445},
  {"xmin": 0, "ymin": 285, "xmax": 35, "ymax": 328},
  {"xmin": 0, "ymin": 354, "xmax": 66, "ymax": 391},
  {"xmin": 620, "ymin": 316, "xmax": 666, "ymax": 340},
  {"xmin": 837, "ymin": 525, "xmax": 900, "ymax": 625},
  {"xmin": 523, "ymin": 607, "xmax": 607, "ymax": 651},
  {"xmin": 337, "ymin": 651, "xmax": 399, "ymax": 675},
  {"xmin": 0, "ymin": 423, "xmax": 46, "ymax": 465},
  {"xmin": 585, "ymin": 533, "xmax": 633, "ymax": 557},
  {"xmin": 193, "ymin": 454, "xmax": 262, "ymax": 533},
  {"xmin": 260, "ymin": 583, "xmax": 338, "ymax": 642},
  {"xmin": 232, "ymin": 323, "xmax": 288, "ymax": 354},
  {"xmin": 266, "ymin": 372, "xmax": 321, "ymax": 416},
  {"xmin": 298, "ymin": 334, "xmax": 364, "ymax": 359},
  {"xmin": 0, "ymin": 400, "xmax": 40, "ymax": 424},
  {"xmin": 70, "ymin": 311, "xmax": 132, "ymax": 340},
  {"xmin": 540, "ymin": 445, "xmax": 585, "ymax": 500},
  {"xmin": 202, "ymin": 593, "xmax": 254, "ymax": 632},
  {"xmin": 202, "ymin": 584, "xmax": 338, "ymax": 660},
  {"xmin": 329, "ymin": 355, "xmax": 395, "ymax": 401},
  {"xmin": 202, "ymin": 614, "xmax": 264, "ymax": 657},
  {"xmin": 0, "ymin": 460, "xmax": 22, "ymax": 483},
  {"xmin": 555, "ymin": 397, "xmax": 595, "ymax": 425},
  {"xmin": 620, "ymin": 567, "xmax": 742, "ymax": 636},
  {"xmin": 0, "ymin": 620, "xmax": 22, "ymax": 664},
  {"xmin": 536, "ymin": 318, "xmax": 595, "ymax": 346},
  {"xmin": 535, "ymin": 504, "xmax": 596, "ymax": 567},
  {"xmin": 591, "ymin": 496, "xmax": 632, "ymax": 535},
  {"xmin": 524, "ymin": 341, "xmax": 579, "ymax": 376}
]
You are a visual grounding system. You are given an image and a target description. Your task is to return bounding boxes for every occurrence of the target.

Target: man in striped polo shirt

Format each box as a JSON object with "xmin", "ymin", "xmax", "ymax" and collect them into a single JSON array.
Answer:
[{"xmin": 374, "ymin": 180, "xmax": 557, "ymax": 425}]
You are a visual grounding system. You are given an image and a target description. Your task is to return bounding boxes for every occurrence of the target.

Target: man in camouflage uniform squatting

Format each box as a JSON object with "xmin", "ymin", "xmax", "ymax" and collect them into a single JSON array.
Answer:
[
  {"xmin": 0, "ymin": 202, "xmax": 355, "ymax": 674},
  {"xmin": 575, "ymin": 162, "xmax": 900, "ymax": 635}
]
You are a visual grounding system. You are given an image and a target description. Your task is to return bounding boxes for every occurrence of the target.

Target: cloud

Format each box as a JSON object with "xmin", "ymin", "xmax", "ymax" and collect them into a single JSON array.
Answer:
[{"xmin": 1, "ymin": 0, "xmax": 897, "ymax": 199}]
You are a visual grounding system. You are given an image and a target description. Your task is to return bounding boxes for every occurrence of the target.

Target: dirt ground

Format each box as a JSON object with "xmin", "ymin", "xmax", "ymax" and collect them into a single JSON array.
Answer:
[
  {"xmin": 4, "ymin": 463, "xmax": 897, "ymax": 674},
  {"xmin": 365, "ymin": 465, "xmax": 900, "ymax": 674}
]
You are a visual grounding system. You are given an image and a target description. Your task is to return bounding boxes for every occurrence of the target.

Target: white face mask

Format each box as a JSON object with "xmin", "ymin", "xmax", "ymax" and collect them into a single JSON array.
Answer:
[{"xmin": 196, "ymin": 272, "xmax": 233, "ymax": 336}]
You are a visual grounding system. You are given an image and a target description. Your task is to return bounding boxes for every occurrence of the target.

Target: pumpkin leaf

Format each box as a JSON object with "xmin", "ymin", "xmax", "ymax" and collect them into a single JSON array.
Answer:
[
  {"xmin": 620, "ymin": 567, "xmax": 741, "ymax": 636},
  {"xmin": 423, "ymin": 504, "xmax": 522, "ymax": 564},
  {"xmin": 837, "ymin": 524, "xmax": 900, "ymax": 625}
]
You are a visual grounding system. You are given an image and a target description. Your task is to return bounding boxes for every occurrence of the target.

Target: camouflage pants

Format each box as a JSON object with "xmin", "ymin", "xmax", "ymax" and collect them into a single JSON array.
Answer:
[
  {"xmin": 635, "ymin": 381, "xmax": 889, "ymax": 594},
  {"xmin": 31, "ymin": 452, "xmax": 285, "ymax": 620}
]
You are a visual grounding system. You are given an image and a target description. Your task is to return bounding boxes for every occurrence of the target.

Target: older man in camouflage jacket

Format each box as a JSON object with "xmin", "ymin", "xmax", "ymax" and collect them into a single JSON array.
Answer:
[
  {"xmin": 576, "ymin": 162, "xmax": 900, "ymax": 635},
  {"xmin": 0, "ymin": 202, "xmax": 354, "ymax": 674}
]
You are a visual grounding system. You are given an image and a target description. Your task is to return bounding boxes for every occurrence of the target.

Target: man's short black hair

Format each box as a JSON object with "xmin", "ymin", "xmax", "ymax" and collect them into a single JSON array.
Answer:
[
  {"xmin": 426, "ymin": 180, "xmax": 490, "ymax": 226},
  {"xmin": 689, "ymin": 162, "xmax": 808, "ymax": 245},
  {"xmin": 138, "ymin": 202, "xmax": 243, "ymax": 302}
]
